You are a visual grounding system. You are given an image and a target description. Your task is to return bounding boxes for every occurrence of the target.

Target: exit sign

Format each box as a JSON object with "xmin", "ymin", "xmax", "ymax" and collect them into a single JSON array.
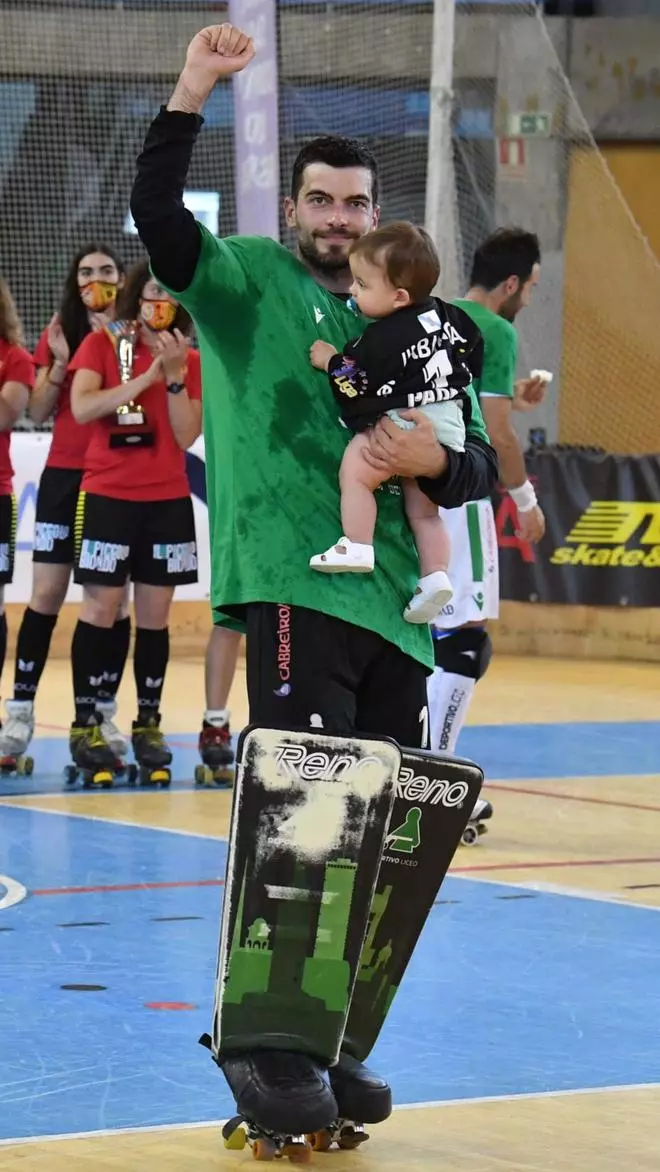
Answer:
[{"xmin": 508, "ymin": 113, "xmax": 551, "ymax": 137}]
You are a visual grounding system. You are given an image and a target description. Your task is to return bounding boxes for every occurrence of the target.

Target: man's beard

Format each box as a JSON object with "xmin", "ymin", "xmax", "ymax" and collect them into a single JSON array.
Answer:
[
  {"xmin": 298, "ymin": 232, "xmax": 356, "ymax": 277},
  {"xmin": 499, "ymin": 291, "xmax": 523, "ymax": 322}
]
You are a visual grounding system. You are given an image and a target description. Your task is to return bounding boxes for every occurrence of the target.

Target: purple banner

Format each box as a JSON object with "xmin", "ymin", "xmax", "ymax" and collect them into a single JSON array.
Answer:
[{"xmin": 229, "ymin": 0, "xmax": 280, "ymax": 240}]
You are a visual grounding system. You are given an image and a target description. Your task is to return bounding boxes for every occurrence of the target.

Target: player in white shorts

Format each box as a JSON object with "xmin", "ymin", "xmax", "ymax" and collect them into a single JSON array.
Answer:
[{"xmin": 428, "ymin": 228, "xmax": 551, "ymax": 837}]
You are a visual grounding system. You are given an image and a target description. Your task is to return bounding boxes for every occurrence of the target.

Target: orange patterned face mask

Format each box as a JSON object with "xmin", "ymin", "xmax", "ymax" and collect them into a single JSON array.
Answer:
[
  {"xmin": 80, "ymin": 280, "xmax": 118, "ymax": 311},
  {"xmin": 140, "ymin": 298, "xmax": 177, "ymax": 331}
]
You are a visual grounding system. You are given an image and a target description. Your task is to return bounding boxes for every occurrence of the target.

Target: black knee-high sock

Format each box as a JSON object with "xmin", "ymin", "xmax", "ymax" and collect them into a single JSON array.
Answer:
[
  {"xmin": 133, "ymin": 627, "xmax": 169, "ymax": 721},
  {"xmin": 97, "ymin": 615, "xmax": 131, "ymax": 703},
  {"xmin": 13, "ymin": 608, "xmax": 58, "ymax": 701},
  {"xmin": 71, "ymin": 620, "xmax": 116, "ymax": 726},
  {"xmin": 0, "ymin": 611, "xmax": 7, "ymax": 684}
]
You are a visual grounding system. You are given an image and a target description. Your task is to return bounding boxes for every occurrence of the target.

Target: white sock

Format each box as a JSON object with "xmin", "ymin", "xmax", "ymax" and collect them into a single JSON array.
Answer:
[
  {"xmin": 205, "ymin": 707, "xmax": 230, "ymax": 727},
  {"xmin": 427, "ymin": 668, "xmax": 475, "ymax": 754}
]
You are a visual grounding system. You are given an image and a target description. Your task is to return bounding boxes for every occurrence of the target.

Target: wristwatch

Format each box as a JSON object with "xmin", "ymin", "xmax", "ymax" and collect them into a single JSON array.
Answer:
[{"xmin": 167, "ymin": 381, "xmax": 185, "ymax": 395}]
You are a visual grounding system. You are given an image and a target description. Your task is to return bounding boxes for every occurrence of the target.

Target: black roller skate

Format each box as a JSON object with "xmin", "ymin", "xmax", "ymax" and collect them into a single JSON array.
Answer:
[
  {"xmin": 462, "ymin": 796, "xmax": 493, "ymax": 846},
  {"xmin": 216, "ymin": 1048, "xmax": 337, "ymax": 1162},
  {"xmin": 195, "ymin": 716, "xmax": 234, "ymax": 787},
  {"xmin": 131, "ymin": 713, "xmax": 172, "ymax": 787},
  {"xmin": 306, "ymin": 1051, "xmax": 390, "ymax": 1152},
  {"xmin": 66, "ymin": 716, "xmax": 118, "ymax": 789}
]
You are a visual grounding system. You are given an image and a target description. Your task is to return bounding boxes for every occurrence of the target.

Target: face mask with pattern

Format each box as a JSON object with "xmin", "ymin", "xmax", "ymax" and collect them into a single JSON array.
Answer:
[
  {"xmin": 80, "ymin": 280, "xmax": 118, "ymax": 312},
  {"xmin": 140, "ymin": 299, "xmax": 177, "ymax": 331}
]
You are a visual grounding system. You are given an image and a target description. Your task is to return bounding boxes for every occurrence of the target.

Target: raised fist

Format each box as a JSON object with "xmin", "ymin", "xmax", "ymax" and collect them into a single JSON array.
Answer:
[{"xmin": 184, "ymin": 24, "xmax": 255, "ymax": 83}]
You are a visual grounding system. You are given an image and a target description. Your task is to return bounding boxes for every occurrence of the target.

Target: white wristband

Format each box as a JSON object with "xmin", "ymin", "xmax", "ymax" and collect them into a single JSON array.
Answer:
[{"xmin": 508, "ymin": 480, "xmax": 537, "ymax": 513}]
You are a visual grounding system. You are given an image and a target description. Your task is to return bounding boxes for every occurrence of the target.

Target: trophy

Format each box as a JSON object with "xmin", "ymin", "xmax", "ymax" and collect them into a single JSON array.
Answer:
[{"xmin": 104, "ymin": 320, "xmax": 153, "ymax": 448}]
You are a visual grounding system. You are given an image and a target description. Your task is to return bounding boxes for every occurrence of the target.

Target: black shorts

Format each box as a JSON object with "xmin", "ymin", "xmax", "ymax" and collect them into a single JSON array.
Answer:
[
  {"xmin": 33, "ymin": 466, "xmax": 82, "ymax": 565},
  {"xmin": 73, "ymin": 492, "xmax": 198, "ymax": 588},
  {"xmin": 0, "ymin": 494, "xmax": 17, "ymax": 586},
  {"xmin": 245, "ymin": 603, "xmax": 429, "ymax": 749}
]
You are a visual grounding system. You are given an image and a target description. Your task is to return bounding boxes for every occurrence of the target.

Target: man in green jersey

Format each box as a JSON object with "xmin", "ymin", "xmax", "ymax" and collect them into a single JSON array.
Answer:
[
  {"xmin": 429, "ymin": 229, "xmax": 548, "ymax": 769},
  {"xmin": 131, "ymin": 21, "xmax": 497, "ymax": 1133}
]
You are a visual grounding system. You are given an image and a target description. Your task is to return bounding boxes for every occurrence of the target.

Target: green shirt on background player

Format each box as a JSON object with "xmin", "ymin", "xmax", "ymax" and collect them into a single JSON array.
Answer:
[{"xmin": 452, "ymin": 298, "xmax": 518, "ymax": 407}]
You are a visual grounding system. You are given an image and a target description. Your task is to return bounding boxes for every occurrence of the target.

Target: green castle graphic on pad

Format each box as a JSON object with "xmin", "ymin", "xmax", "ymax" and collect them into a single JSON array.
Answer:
[
  {"xmin": 385, "ymin": 806, "xmax": 421, "ymax": 854},
  {"xmin": 222, "ymin": 859, "xmax": 359, "ymax": 1055}
]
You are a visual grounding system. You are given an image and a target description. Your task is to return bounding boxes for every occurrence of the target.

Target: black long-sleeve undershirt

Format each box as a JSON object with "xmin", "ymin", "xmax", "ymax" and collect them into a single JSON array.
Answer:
[{"xmin": 130, "ymin": 107, "xmax": 498, "ymax": 507}]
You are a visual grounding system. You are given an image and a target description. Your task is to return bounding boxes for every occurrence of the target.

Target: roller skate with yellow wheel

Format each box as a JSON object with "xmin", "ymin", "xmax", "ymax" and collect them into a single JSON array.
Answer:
[
  {"xmin": 66, "ymin": 716, "xmax": 117, "ymax": 789},
  {"xmin": 96, "ymin": 698, "xmax": 136, "ymax": 782},
  {"xmin": 0, "ymin": 700, "xmax": 36, "ymax": 779},
  {"xmin": 195, "ymin": 709, "xmax": 234, "ymax": 787},
  {"xmin": 222, "ymin": 1116, "xmax": 312, "ymax": 1163},
  {"xmin": 461, "ymin": 796, "xmax": 493, "ymax": 846},
  {"xmin": 131, "ymin": 713, "xmax": 172, "ymax": 787},
  {"xmin": 306, "ymin": 1051, "xmax": 389, "ymax": 1152},
  {"xmin": 218, "ymin": 1050, "xmax": 335, "ymax": 1163}
]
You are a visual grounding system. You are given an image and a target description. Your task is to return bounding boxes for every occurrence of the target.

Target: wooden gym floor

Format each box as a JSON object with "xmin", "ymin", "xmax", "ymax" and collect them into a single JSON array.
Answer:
[{"xmin": 0, "ymin": 653, "xmax": 659, "ymax": 1170}]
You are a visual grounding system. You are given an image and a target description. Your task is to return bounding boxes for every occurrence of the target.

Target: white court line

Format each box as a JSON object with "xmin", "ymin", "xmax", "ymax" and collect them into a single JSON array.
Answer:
[
  {"xmin": 1, "ymin": 1081, "xmax": 658, "ymax": 1147},
  {"xmin": 3, "ymin": 806, "xmax": 659, "ymax": 911},
  {"xmin": 0, "ymin": 874, "xmax": 27, "ymax": 911},
  {"xmin": 0, "ymin": 801, "xmax": 228, "ymax": 843}
]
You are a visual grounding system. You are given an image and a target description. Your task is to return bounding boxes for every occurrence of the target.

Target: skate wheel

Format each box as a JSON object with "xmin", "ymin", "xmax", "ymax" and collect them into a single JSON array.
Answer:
[
  {"xmin": 64, "ymin": 765, "xmax": 78, "ymax": 787},
  {"xmin": 214, "ymin": 767, "xmax": 234, "ymax": 788},
  {"xmin": 157, "ymin": 768, "xmax": 171, "ymax": 788},
  {"xmin": 337, "ymin": 1125, "xmax": 369, "ymax": 1150},
  {"xmin": 19, "ymin": 756, "xmax": 34, "ymax": 777},
  {"xmin": 307, "ymin": 1129, "xmax": 333, "ymax": 1152},
  {"xmin": 251, "ymin": 1136, "xmax": 278, "ymax": 1160},
  {"xmin": 223, "ymin": 1124, "xmax": 247, "ymax": 1150},
  {"xmin": 92, "ymin": 770, "xmax": 114, "ymax": 789},
  {"xmin": 461, "ymin": 823, "xmax": 479, "ymax": 846},
  {"xmin": 283, "ymin": 1140, "xmax": 312, "ymax": 1163},
  {"xmin": 194, "ymin": 763, "xmax": 210, "ymax": 786},
  {"xmin": 126, "ymin": 764, "xmax": 138, "ymax": 786}
]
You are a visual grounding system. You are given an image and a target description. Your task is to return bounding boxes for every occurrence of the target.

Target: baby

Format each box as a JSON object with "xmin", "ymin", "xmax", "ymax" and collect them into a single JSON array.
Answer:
[{"xmin": 310, "ymin": 221, "xmax": 481, "ymax": 624}]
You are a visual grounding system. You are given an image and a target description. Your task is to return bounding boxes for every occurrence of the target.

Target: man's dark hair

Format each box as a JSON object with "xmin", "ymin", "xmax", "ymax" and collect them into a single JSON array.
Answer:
[
  {"xmin": 290, "ymin": 136, "xmax": 379, "ymax": 205},
  {"xmin": 116, "ymin": 259, "xmax": 192, "ymax": 335},
  {"xmin": 470, "ymin": 227, "xmax": 541, "ymax": 291},
  {"xmin": 59, "ymin": 241, "xmax": 125, "ymax": 356},
  {"xmin": 350, "ymin": 222, "xmax": 439, "ymax": 303}
]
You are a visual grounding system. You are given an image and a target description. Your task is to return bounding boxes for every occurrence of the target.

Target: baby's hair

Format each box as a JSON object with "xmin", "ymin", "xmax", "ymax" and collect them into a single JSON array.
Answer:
[{"xmin": 350, "ymin": 222, "xmax": 440, "ymax": 302}]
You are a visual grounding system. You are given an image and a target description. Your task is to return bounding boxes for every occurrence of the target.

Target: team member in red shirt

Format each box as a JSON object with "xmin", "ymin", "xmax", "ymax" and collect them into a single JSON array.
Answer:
[
  {"xmin": 69, "ymin": 260, "xmax": 202, "ymax": 777},
  {"xmin": 0, "ymin": 279, "xmax": 35, "ymax": 705},
  {"xmin": 0, "ymin": 244, "xmax": 129, "ymax": 766}
]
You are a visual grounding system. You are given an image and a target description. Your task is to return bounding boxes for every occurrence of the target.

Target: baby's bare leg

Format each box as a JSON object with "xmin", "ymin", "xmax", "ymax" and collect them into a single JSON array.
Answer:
[
  {"xmin": 402, "ymin": 478, "xmax": 450, "ymax": 577},
  {"xmin": 340, "ymin": 433, "xmax": 387, "ymax": 545}
]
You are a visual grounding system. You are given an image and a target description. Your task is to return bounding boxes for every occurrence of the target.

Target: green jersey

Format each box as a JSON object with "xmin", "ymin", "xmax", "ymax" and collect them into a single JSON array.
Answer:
[
  {"xmin": 170, "ymin": 228, "xmax": 488, "ymax": 669},
  {"xmin": 452, "ymin": 299, "xmax": 518, "ymax": 400}
]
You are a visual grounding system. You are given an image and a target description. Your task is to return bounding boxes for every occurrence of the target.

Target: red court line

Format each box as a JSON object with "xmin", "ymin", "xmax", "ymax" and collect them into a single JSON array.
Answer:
[
  {"xmin": 486, "ymin": 782, "xmax": 660, "ymax": 814},
  {"xmin": 32, "ymin": 878, "xmax": 224, "ymax": 896},
  {"xmin": 28, "ymin": 855, "xmax": 660, "ymax": 896},
  {"xmin": 451, "ymin": 855, "xmax": 660, "ymax": 874}
]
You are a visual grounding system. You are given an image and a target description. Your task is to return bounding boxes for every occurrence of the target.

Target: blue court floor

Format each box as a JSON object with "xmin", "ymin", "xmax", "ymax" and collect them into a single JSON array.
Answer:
[{"xmin": 1, "ymin": 784, "xmax": 659, "ymax": 1142}]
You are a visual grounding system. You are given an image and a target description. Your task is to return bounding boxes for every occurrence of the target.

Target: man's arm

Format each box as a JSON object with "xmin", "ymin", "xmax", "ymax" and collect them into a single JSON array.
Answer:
[
  {"xmin": 130, "ymin": 24, "xmax": 255, "ymax": 293},
  {"xmin": 481, "ymin": 395, "xmax": 545, "ymax": 542},
  {"xmin": 417, "ymin": 435, "xmax": 498, "ymax": 508},
  {"xmin": 362, "ymin": 409, "xmax": 498, "ymax": 508},
  {"xmin": 130, "ymin": 111, "xmax": 204, "ymax": 293},
  {"xmin": 480, "ymin": 396, "xmax": 527, "ymax": 488}
]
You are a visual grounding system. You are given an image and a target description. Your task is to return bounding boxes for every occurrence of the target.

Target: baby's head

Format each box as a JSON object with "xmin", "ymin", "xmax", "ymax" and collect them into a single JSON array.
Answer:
[{"xmin": 348, "ymin": 222, "xmax": 440, "ymax": 319}]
